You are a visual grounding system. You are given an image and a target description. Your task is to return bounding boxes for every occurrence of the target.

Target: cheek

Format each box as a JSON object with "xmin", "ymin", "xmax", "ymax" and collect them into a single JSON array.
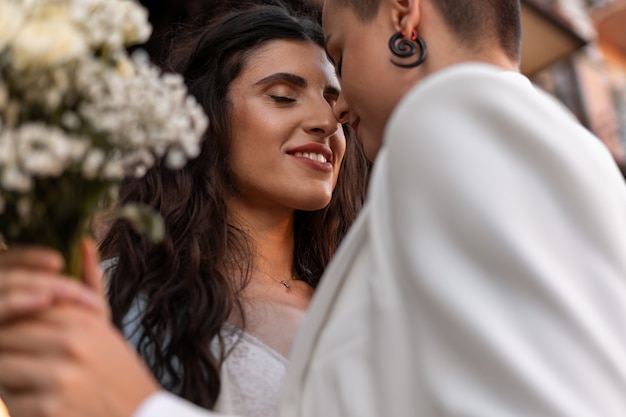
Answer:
[{"xmin": 332, "ymin": 134, "xmax": 347, "ymax": 184}]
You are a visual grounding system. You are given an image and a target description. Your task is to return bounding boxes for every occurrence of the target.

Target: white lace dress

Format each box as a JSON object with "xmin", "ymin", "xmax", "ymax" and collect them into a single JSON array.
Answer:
[
  {"xmin": 213, "ymin": 322, "xmax": 288, "ymax": 417},
  {"xmin": 122, "ymin": 298, "xmax": 287, "ymax": 417}
]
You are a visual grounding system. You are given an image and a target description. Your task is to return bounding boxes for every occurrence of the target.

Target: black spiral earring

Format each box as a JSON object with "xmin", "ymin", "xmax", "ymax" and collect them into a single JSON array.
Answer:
[{"xmin": 388, "ymin": 29, "xmax": 427, "ymax": 68}]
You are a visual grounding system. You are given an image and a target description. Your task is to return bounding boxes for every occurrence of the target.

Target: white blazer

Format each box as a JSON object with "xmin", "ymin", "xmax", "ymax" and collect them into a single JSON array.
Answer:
[{"xmin": 136, "ymin": 64, "xmax": 626, "ymax": 417}]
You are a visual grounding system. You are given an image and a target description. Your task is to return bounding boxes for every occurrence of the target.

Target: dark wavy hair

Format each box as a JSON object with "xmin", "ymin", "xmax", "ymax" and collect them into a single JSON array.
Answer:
[{"xmin": 100, "ymin": 4, "xmax": 369, "ymax": 410}]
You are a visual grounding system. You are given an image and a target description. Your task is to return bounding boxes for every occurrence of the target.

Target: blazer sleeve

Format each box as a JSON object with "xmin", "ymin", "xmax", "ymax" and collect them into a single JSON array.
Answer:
[{"xmin": 379, "ymin": 65, "xmax": 626, "ymax": 416}]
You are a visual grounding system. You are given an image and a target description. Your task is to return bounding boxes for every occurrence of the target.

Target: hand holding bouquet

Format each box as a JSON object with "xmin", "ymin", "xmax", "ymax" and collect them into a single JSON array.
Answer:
[{"xmin": 0, "ymin": 0, "xmax": 208, "ymax": 277}]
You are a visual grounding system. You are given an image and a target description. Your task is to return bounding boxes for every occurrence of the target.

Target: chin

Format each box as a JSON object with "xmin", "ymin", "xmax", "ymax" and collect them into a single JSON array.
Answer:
[
  {"xmin": 363, "ymin": 143, "xmax": 380, "ymax": 162},
  {"xmin": 360, "ymin": 132, "xmax": 382, "ymax": 162},
  {"xmin": 292, "ymin": 193, "xmax": 333, "ymax": 212}
]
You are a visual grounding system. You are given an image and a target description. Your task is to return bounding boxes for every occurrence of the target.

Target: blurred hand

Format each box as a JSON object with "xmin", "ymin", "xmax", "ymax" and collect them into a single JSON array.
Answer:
[
  {"xmin": 0, "ymin": 240, "xmax": 108, "ymax": 323},
  {"xmin": 0, "ymin": 303, "xmax": 160, "ymax": 417}
]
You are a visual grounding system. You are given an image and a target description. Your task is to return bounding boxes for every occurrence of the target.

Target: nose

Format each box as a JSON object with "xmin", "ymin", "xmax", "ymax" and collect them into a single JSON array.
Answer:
[
  {"xmin": 305, "ymin": 97, "xmax": 342, "ymax": 137},
  {"xmin": 333, "ymin": 93, "xmax": 349, "ymax": 124}
]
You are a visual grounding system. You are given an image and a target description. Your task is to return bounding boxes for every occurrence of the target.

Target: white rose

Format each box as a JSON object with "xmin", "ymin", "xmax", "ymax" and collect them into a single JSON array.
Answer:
[
  {"xmin": 0, "ymin": 1, "xmax": 25, "ymax": 51},
  {"xmin": 10, "ymin": 16, "xmax": 88, "ymax": 68}
]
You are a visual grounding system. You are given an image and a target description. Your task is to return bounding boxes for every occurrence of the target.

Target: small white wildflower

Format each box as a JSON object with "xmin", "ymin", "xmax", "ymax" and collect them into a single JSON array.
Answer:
[
  {"xmin": 103, "ymin": 159, "xmax": 125, "ymax": 180},
  {"xmin": 165, "ymin": 148, "xmax": 187, "ymax": 170},
  {"xmin": 2, "ymin": 167, "xmax": 32, "ymax": 193},
  {"xmin": 117, "ymin": 0, "xmax": 152, "ymax": 45},
  {"xmin": 44, "ymin": 89, "xmax": 64, "ymax": 110},
  {"xmin": 70, "ymin": 0, "xmax": 151, "ymax": 49},
  {"xmin": 61, "ymin": 111, "xmax": 81, "ymax": 130},
  {"xmin": 82, "ymin": 148, "xmax": 106, "ymax": 179},
  {"xmin": 15, "ymin": 124, "xmax": 88, "ymax": 177},
  {"xmin": 16, "ymin": 197, "xmax": 32, "ymax": 221}
]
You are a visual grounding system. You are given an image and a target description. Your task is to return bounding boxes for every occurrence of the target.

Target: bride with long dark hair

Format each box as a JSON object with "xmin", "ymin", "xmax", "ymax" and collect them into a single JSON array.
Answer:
[{"xmin": 0, "ymin": 4, "xmax": 368, "ymax": 417}]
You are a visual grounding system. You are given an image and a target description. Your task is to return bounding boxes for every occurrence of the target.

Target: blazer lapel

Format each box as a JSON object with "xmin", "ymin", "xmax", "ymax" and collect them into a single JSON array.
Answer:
[{"xmin": 280, "ymin": 204, "xmax": 371, "ymax": 411}]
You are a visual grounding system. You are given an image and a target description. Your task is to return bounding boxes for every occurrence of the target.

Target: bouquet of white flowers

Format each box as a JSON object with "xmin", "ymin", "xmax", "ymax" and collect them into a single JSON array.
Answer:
[{"xmin": 0, "ymin": 0, "xmax": 208, "ymax": 276}]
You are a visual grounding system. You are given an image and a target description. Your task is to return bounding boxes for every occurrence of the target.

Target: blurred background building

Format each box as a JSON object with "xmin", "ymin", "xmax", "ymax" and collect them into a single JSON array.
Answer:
[{"xmin": 524, "ymin": 0, "xmax": 626, "ymax": 177}]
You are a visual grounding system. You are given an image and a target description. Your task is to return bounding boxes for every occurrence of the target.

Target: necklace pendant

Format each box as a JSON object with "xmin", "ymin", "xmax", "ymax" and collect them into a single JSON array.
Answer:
[{"xmin": 280, "ymin": 279, "xmax": 291, "ymax": 290}]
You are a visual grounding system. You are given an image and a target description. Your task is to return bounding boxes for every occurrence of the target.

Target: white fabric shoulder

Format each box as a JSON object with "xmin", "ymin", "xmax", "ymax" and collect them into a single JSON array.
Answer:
[{"xmin": 374, "ymin": 62, "xmax": 626, "ymax": 415}]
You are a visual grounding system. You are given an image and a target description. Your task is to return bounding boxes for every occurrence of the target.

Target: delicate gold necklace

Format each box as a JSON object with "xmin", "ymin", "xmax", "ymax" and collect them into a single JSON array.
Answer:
[{"xmin": 253, "ymin": 269, "xmax": 297, "ymax": 291}]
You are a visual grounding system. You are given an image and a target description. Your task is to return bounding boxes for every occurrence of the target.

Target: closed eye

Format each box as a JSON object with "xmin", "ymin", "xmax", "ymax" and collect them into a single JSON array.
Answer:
[
  {"xmin": 336, "ymin": 57, "xmax": 343, "ymax": 78},
  {"xmin": 270, "ymin": 95, "xmax": 296, "ymax": 103}
]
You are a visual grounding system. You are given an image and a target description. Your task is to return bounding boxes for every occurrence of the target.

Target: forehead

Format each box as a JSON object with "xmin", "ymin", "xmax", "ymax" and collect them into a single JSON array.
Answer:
[
  {"xmin": 240, "ymin": 39, "xmax": 337, "ymax": 83},
  {"xmin": 322, "ymin": 0, "xmax": 359, "ymax": 40},
  {"xmin": 321, "ymin": 0, "xmax": 340, "ymax": 31}
]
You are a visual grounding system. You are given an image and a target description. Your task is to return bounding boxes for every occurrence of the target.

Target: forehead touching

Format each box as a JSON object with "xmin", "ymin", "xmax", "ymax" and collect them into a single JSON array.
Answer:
[{"xmin": 321, "ymin": 1, "xmax": 358, "ymax": 62}]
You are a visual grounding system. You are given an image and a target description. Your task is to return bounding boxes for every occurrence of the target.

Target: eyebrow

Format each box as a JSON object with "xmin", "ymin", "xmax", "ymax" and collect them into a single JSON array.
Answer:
[
  {"xmin": 254, "ymin": 72, "xmax": 307, "ymax": 88},
  {"xmin": 254, "ymin": 72, "xmax": 340, "ymax": 98}
]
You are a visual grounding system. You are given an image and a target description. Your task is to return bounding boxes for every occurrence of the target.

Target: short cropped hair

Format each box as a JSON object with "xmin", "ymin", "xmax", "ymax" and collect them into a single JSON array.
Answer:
[{"xmin": 330, "ymin": 0, "xmax": 521, "ymax": 61}]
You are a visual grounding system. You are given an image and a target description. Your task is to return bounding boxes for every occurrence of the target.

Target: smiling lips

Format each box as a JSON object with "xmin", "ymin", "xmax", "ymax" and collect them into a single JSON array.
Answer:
[
  {"xmin": 293, "ymin": 151, "xmax": 329, "ymax": 163},
  {"xmin": 288, "ymin": 143, "xmax": 334, "ymax": 171}
]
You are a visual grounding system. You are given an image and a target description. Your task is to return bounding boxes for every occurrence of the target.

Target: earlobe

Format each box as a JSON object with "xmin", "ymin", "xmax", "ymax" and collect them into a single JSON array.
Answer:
[
  {"xmin": 387, "ymin": 0, "xmax": 427, "ymax": 69},
  {"xmin": 390, "ymin": 0, "xmax": 421, "ymax": 37}
]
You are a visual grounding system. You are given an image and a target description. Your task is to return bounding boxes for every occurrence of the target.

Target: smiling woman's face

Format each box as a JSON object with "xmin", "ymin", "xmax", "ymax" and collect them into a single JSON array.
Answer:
[{"xmin": 227, "ymin": 39, "xmax": 346, "ymax": 213}]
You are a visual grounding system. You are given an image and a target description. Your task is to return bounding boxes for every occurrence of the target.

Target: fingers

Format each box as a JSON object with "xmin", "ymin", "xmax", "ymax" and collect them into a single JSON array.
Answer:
[
  {"xmin": 80, "ymin": 239, "xmax": 105, "ymax": 297},
  {"xmin": 2, "ymin": 393, "xmax": 56, "ymax": 417},
  {"xmin": 0, "ymin": 354, "xmax": 64, "ymax": 392},
  {"xmin": 0, "ymin": 271, "xmax": 104, "ymax": 323},
  {"xmin": 0, "ymin": 306, "xmax": 114, "ymax": 360},
  {"xmin": 81, "ymin": 239, "xmax": 111, "ymax": 320},
  {"xmin": 0, "ymin": 247, "xmax": 64, "ymax": 272},
  {"xmin": 0, "ymin": 355, "xmax": 86, "ymax": 417},
  {"xmin": 0, "ymin": 319, "xmax": 67, "ymax": 356},
  {"xmin": 0, "ymin": 304, "xmax": 161, "ymax": 417},
  {"xmin": 0, "ymin": 291, "xmax": 50, "ymax": 324}
]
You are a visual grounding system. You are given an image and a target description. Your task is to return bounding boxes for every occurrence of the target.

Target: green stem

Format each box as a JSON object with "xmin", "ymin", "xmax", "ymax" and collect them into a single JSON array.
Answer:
[{"xmin": 64, "ymin": 236, "xmax": 83, "ymax": 280}]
